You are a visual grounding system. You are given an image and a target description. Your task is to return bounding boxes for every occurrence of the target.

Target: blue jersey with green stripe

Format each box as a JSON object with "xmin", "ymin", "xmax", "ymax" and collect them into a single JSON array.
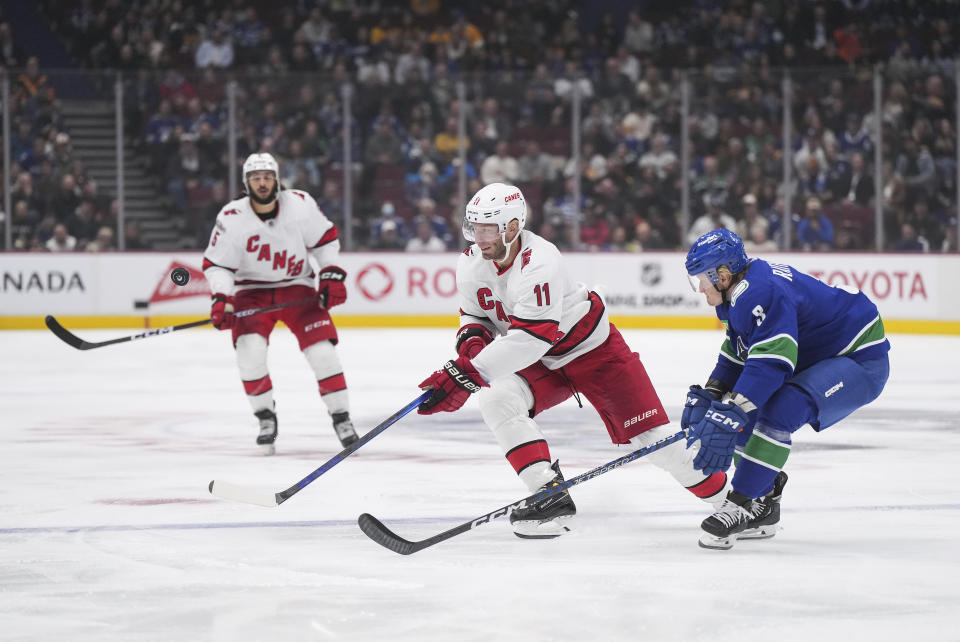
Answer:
[{"xmin": 709, "ymin": 259, "xmax": 890, "ymax": 408}]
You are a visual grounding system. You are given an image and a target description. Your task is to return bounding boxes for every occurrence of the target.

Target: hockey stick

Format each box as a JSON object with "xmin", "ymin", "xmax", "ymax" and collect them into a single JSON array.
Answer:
[
  {"xmin": 44, "ymin": 297, "xmax": 316, "ymax": 350},
  {"xmin": 358, "ymin": 430, "xmax": 685, "ymax": 555},
  {"xmin": 208, "ymin": 390, "xmax": 433, "ymax": 507}
]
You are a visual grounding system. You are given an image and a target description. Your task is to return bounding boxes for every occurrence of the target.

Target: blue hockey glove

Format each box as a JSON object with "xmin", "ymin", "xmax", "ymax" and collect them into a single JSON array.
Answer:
[
  {"xmin": 691, "ymin": 401, "xmax": 750, "ymax": 476},
  {"xmin": 681, "ymin": 385, "xmax": 719, "ymax": 435}
]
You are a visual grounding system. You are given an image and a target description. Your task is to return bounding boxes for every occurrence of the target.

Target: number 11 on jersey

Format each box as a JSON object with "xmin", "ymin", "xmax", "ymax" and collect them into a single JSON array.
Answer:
[{"xmin": 534, "ymin": 283, "xmax": 551, "ymax": 306}]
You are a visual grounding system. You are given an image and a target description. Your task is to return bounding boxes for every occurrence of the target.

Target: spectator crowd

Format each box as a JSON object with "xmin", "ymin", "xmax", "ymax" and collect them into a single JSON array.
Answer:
[{"xmin": 1, "ymin": 0, "xmax": 958, "ymax": 253}]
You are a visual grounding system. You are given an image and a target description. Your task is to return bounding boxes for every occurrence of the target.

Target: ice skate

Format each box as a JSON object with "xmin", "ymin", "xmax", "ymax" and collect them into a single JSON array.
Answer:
[
  {"xmin": 698, "ymin": 490, "xmax": 756, "ymax": 550},
  {"xmin": 699, "ymin": 476, "xmax": 787, "ymax": 550},
  {"xmin": 254, "ymin": 408, "xmax": 278, "ymax": 456},
  {"xmin": 739, "ymin": 471, "xmax": 788, "ymax": 541},
  {"xmin": 509, "ymin": 461, "xmax": 577, "ymax": 539},
  {"xmin": 331, "ymin": 411, "xmax": 359, "ymax": 448}
]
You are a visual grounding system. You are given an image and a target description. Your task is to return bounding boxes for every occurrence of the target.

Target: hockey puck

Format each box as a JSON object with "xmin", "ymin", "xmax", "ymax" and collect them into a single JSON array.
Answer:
[{"xmin": 170, "ymin": 267, "xmax": 191, "ymax": 286}]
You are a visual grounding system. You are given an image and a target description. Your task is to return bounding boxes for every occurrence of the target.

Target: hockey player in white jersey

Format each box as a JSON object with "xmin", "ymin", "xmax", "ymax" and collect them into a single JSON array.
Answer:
[
  {"xmin": 416, "ymin": 182, "xmax": 728, "ymax": 538},
  {"xmin": 202, "ymin": 152, "xmax": 358, "ymax": 454}
]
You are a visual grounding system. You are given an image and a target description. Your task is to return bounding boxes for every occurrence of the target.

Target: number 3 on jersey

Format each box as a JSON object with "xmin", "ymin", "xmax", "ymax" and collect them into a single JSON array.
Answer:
[
  {"xmin": 752, "ymin": 304, "xmax": 766, "ymax": 326},
  {"xmin": 534, "ymin": 283, "xmax": 551, "ymax": 306}
]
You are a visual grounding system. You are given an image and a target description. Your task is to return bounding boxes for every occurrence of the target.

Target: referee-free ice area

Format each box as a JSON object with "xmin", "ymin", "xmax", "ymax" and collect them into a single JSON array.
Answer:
[{"xmin": 2, "ymin": 327, "xmax": 957, "ymax": 642}]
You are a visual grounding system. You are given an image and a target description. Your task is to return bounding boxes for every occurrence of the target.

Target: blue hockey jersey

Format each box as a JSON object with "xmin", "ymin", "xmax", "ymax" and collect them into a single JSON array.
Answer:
[{"xmin": 709, "ymin": 259, "xmax": 890, "ymax": 409}]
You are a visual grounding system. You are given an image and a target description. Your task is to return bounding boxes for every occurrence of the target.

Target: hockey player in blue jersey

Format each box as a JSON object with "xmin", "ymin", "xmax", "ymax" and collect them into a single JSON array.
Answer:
[{"xmin": 682, "ymin": 229, "xmax": 890, "ymax": 549}]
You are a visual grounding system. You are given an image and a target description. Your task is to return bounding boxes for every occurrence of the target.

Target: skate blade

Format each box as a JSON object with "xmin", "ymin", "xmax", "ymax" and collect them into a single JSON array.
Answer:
[
  {"xmin": 698, "ymin": 532, "xmax": 736, "ymax": 550},
  {"xmin": 258, "ymin": 442, "xmax": 276, "ymax": 456},
  {"xmin": 739, "ymin": 524, "xmax": 779, "ymax": 540},
  {"xmin": 338, "ymin": 436, "xmax": 359, "ymax": 449},
  {"xmin": 512, "ymin": 516, "xmax": 573, "ymax": 539}
]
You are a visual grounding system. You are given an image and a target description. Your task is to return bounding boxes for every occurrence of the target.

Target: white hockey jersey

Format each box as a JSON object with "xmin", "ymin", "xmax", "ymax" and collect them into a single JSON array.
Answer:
[
  {"xmin": 459, "ymin": 230, "xmax": 610, "ymax": 383},
  {"xmin": 202, "ymin": 189, "xmax": 340, "ymax": 296}
]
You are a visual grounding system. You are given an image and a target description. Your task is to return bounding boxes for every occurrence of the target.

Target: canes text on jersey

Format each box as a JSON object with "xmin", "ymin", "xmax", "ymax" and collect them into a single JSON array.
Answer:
[{"xmin": 246, "ymin": 235, "xmax": 305, "ymax": 276}]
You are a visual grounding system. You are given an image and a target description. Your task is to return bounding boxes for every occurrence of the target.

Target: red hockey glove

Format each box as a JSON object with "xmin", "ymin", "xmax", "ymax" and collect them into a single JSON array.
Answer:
[
  {"xmin": 455, "ymin": 324, "xmax": 494, "ymax": 359},
  {"xmin": 317, "ymin": 265, "xmax": 348, "ymax": 309},
  {"xmin": 418, "ymin": 355, "xmax": 488, "ymax": 415},
  {"xmin": 210, "ymin": 294, "xmax": 235, "ymax": 330}
]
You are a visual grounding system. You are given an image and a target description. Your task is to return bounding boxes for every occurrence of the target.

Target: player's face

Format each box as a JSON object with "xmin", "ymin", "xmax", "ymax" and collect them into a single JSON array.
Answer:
[
  {"xmin": 473, "ymin": 223, "xmax": 506, "ymax": 260},
  {"xmin": 695, "ymin": 273, "xmax": 725, "ymax": 306},
  {"xmin": 247, "ymin": 171, "xmax": 276, "ymax": 202}
]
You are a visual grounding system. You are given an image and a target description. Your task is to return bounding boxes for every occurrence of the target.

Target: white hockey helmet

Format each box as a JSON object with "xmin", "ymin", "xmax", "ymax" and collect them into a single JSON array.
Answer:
[
  {"xmin": 243, "ymin": 152, "xmax": 279, "ymax": 180},
  {"xmin": 462, "ymin": 182, "xmax": 527, "ymax": 243},
  {"xmin": 243, "ymin": 152, "xmax": 281, "ymax": 204}
]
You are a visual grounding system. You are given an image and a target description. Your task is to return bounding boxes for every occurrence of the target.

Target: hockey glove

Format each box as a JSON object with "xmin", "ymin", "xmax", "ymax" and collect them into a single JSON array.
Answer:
[
  {"xmin": 681, "ymin": 385, "xmax": 719, "ymax": 433},
  {"xmin": 317, "ymin": 266, "xmax": 348, "ymax": 309},
  {"xmin": 210, "ymin": 294, "xmax": 236, "ymax": 330},
  {"xmin": 455, "ymin": 324, "xmax": 494, "ymax": 359},
  {"xmin": 690, "ymin": 401, "xmax": 749, "ymax": 475},
  {"xmin": 418, "ymin": 355, "xmax": 488, "ymax": 415}
]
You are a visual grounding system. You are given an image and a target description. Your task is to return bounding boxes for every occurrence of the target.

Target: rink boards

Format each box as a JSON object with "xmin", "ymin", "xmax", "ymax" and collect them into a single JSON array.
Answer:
[{"xmin": 1, "ymin": 251, "xmax": 958, "ymax": 334}]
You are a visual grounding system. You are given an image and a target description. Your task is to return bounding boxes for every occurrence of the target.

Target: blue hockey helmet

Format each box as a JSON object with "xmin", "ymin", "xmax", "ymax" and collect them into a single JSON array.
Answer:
[{"xmin": 685, "ymin": 228, "xmax": 750, "ymax": 288}]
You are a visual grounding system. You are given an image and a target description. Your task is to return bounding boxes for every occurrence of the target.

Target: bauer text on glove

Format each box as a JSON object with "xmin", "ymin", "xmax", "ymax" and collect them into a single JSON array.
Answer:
[{"xmin": 418, "ymin": 356, "xmax": 488, "ymax": 414}]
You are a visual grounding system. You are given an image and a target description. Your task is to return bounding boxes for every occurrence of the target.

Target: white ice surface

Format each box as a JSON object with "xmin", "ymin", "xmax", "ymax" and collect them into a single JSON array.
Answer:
[{"xmin": 2, "ymin": 327, "xmax": 958, "ymax": 642}]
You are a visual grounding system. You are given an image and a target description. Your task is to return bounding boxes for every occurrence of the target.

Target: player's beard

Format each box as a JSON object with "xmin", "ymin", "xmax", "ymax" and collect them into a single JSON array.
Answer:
[{"xmin": 249, "ymin": 184, "xmax": 278, "ymax": 206}]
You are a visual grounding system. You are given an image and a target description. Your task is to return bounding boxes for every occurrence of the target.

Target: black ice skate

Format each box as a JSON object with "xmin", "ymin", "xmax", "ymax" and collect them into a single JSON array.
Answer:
[
  {"xmin": 254, "ymin": 408, "xmax": 278, "ymax": 456},
  {"xmin": 698, "ymin": 490, "xmax": 755, "ymax": 550},
  {"xmin": 739, "ymin": 471, "xmax": 788, "ymax": 541},
  {"xmin": 331, "ymin": 411, "xmax": 359, "ymax": 448},
  {"xmin": 509, "ymin": 461, "xmax": 577, "ymax": 539}
]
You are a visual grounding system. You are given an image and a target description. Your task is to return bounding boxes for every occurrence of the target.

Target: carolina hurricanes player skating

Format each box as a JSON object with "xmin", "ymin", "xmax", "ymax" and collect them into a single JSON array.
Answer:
[
  {"xmin": 202, "ymin": 152, "xmax": 358, "ymax": 454},
  {"xmin": 416, "ymin": 182, "xmax": 729, "ymax": 538}
]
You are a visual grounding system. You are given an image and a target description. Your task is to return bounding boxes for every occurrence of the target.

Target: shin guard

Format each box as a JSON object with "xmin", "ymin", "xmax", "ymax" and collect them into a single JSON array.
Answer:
[
  {"xmin": 236, "ymin": 334, "xmax": 273, "ymax": 412},
  {"xmin": 479, "ymin": 375, "xmax": 555, "ymax": 492},
  {"xmin": 632, "ymin": 424, "xmax": 728, "ymax": 506},
  {"xmin": 303, "ymin": 340, "xmax": 349, "ymax": 415}
]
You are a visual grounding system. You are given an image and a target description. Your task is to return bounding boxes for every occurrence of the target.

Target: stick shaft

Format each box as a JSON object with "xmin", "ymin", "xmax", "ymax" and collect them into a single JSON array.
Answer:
[
  {"xmin": 358, "ymin": 431, "xmax": 685, "ymax": 554},
  {"xmin": 45, "ymin": 297, "xmax": 315, "ymax": 350},
  {"xmin": 209, "ymin": 391, "xmax": 432, "ymax": 507},
  {"xmin": 274, "ymin": 390, "xmax": 432, "ymax": 504}
]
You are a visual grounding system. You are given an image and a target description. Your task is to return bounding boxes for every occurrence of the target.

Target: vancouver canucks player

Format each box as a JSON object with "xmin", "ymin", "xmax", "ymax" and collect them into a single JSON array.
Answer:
[{"xmin": 682, "ymin": 229, "xmax": 890, "ymax": 549}]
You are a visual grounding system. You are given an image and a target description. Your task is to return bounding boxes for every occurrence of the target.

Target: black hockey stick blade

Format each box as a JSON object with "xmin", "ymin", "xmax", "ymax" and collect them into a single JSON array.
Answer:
[
  {"xmin": 358, "ymin": 513, "xmax": 435, "ymax": 555},
  {"xmin": 358, "ymin": 430, "xmax": 686, "ymax": 555},
  {"xmin": 44, "ymin": 315, "xmax": 88, "ymax": 349},
  {"xmin": 209, "ymin": 390, "xmax": 433, "ymax": 507},
  {"xmin": 44, "ymin": 298, "xmax": 315, "ymax": 351},
  {"xmin": 45, "ymin": 314, "xmax": 211, "ymax": 350}
]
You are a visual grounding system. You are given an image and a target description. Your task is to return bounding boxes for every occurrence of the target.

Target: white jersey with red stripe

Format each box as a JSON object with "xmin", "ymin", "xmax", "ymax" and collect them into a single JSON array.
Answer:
[
  {"xmin": 202, "ymin": 189, "xmax": 340, "ymax": 296},
  {"xmin": 458, "ymin": 230, "xmax": 610, "ymax": 384}
]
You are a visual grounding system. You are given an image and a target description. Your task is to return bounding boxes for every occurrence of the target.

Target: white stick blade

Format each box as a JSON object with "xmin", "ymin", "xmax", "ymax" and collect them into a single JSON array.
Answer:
[{"xmin": 208, "ymin": 480, "xmax": 278, "ymax": 507}]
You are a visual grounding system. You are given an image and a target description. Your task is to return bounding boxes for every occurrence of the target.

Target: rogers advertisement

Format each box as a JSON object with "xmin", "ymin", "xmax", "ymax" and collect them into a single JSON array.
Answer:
[{"xmin": 1, "ymin": 252, "xmax": 958, "ymax": 323}]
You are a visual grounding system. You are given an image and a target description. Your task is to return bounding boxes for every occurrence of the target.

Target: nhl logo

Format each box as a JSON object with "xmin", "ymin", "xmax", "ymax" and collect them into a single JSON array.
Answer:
[{"xmin": 640, "ymin": 262, "xmax": 662, "ymax": 286}]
